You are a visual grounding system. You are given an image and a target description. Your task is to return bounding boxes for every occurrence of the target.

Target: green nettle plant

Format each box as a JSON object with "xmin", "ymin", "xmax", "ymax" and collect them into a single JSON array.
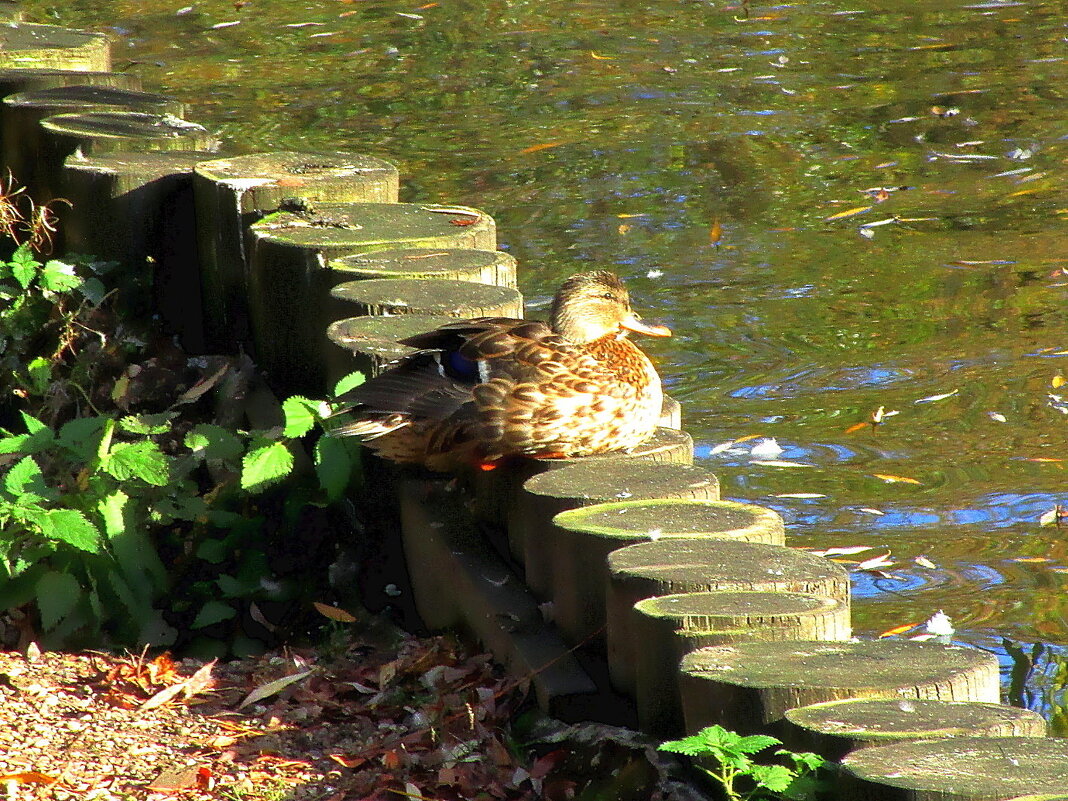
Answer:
[
  {"xmin": 659, "ymin": 725, "xmax": 830, "ymax": 801},
  {"xmin": 0, "ymin": 181, "xmax": 365, "ymax": 652}
]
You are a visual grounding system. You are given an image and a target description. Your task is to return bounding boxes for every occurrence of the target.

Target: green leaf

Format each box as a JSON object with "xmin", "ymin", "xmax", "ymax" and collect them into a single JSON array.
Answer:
[
  {"xmin": 3, "ymin": 455, "xmax": 47, "ymax": 498},
  {"xmin": 9, "ymin": 245, "xmax": 39, "ymax": 290},
  {"xmin": 241, "ymin": 441, "xmax": 294, "ymax": 491},
  {"xmin": 282, "ymin": 396, "xmax": 319, "ymax": 438},
  {"xmin": 38, "ymin": 509, "xmax": 102, "ymax": 553},
  {"xmin": 20, "ymin": 412, "xmax": 47, "ymax": 436},
  {"xmin": 779, "ymin": 749, "xmax": 826, "ymax": 773},
  {"xmin": 191, "ymin": 600, "xmax": 237, "ymax": 629},
  {"xmin": 26, "ymin": 357, "xmax": 51, "ymax": 395},
  {"xmin": 78, "ymin": 276, "xmax": 106, "ymax": 304},
  {"xmin": 118, "ymin": 413, "xmax": 176, "ymax": 435},
  {"xmin": 36, "ymin": 571, "xmax": 83, "ymax": 630},
  {"xmin": 216, "ymin": 574, "xmax": 248, "ymax": 598},
  {"xmin": 57, "ymin": 416, "xmax": 108, "ymax": 458},
  {"xmin": 314, "ymin": 434, "xmax": 351, "ymax": 501},
  {"xmin": 734, "ymin": 734, "xmax": 782, "ymax": 755},
  {"xmin": 39, "ymin": 259, "xmax": 83, "ymax": 294},
  {"xmin": 334, "ymin": 371, "xmax": 365, "ymax": 396},
  {"xmin": 101, "ymin": 440, "xmax": 170, "ymax": 486},
  {"xmin": 196, "ymin": 538, "xmax": 228, "ymax": 564},
  {"xmin": 750, "ymin": 764, "xmax": 795, "ymax": 793},
  {"xmin": 98, "ymin": 490, "xmax": 128, "ymax": 539},
  {"xmin": 185, "ymin": 423, "xmax": 243, "ymax": 461}
]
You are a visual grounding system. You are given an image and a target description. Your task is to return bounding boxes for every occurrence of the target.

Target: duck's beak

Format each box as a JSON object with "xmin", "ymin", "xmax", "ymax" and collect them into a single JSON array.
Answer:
[{"xmin": 620, "ymin": 313, "xmax": 672, "ymax": 337}]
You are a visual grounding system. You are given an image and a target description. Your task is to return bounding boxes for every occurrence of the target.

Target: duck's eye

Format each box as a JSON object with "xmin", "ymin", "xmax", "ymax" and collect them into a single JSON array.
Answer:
[{"xmin": 600, "ymin": 292, "xmax": 616, "ymax": 300}]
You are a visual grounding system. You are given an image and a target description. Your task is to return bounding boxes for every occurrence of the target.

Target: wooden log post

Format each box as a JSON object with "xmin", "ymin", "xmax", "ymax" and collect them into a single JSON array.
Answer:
[
  {"xmin": 325, "ymin": 314, "xmax": 456, "ymax": 388},
  {"xmin": 470, "ymin": 426, "xmax": 695, "ymax": 541},
  {"xmin": 679, "ymin": 640, "xmax": 1000, "ymax": 738},
  {"xmin": 606, "ymin": 538, "xmax": 851, "ymax": 696},
  {"xmin": 245, "ymin": 202, "xmax": 495, "ymax": 395},
  {"xmin": 395, "ymin": 477, "xmax": 602, "ymax": 721},
  {"xmin": 548, "ymin": 499, "xmax": 785, "ymax": 652},
  {"xmin": 782, "ymin": 697, "xmax": 1046, "ymax": 761},
  {"xmin": 2, "ymin": 85, "xmax": 185, "ymax": 203},
  {"xmin": 39, "ymin": 111, "xmax": 218, "ymax": 205},
  {"xmin": 331, "ymin": 247, "xmax": 517, "ymax": 289},
  {"xmin": 193, "ymin": 151, "xmax": 399, "ymax": 352},
  {"xmin": 62, "ymin": 151, "xmax": 220, "ymax": 353},
  {"xmin": 513, "ymin": 460, "xmax": 720, "ymax": 595},
  {"xmin": 330, "ymin": 277, "xmax": 522, "ymax": 325},
  {"xmin": 839, "ymin": 736, "xmax": 1068, "ymax": 800},
  {"xmin": 0, "ymin": 68, "xmax": 141, "ymax": 101},
  {"xmin": 0, "ymin": 23, "xmax": 110, "ymax": 72},
  {"xmin": 633, "ymin": 591, "xmax": 850, "ymax": 738}
]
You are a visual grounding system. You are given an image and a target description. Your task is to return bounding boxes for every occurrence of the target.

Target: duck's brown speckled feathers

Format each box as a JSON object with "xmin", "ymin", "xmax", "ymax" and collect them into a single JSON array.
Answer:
[{"xmin": 330, "ymin": 270, "xmax": 670, "ymax": 471}]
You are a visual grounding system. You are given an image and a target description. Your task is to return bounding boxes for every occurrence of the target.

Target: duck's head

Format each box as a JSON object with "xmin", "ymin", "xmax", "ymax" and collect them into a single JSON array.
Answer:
[{"xmin": 550, "ymin": 270, "xmax": 672, "ymax": 344}]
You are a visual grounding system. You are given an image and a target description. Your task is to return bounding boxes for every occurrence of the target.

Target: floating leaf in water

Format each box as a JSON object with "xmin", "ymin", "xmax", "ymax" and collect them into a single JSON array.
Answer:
[
  {"xmin": 811, "ymin": 545, "xmax": 875, "ymax": 557},
  {"xmin": 774, "ymin": 493, "xmax": 827, "ymax": 499},
  {"xmin": 987, "ymin": 411, "xmax": 1007, "ymax": 422},
  {"xmin": 914, "ymin": 389, "xmax": 958, "ymax": 403},
  {"xmin": 844, "ymin": 422, "xmax": 869, "ymax": 434},
  {"xmin": 825, "ymin": 206, "xmax": 872, "ymax": 221},
  {"xmin": 878, "ymin": 622, "xmax": 919, "ymax": 638},
  {"xmin": 857, "ymin": 551, "xmax": 894, "ymax": 570},
  {"xmin": 518, "ymin": 142, "xmax": 563, "ymax": 154},
  {"xmin": 914, "ymin": 555, "xmax": 938, "ymax": 569},
  {"xmin": 590, "ymin": 51, "xmax": 615, "ymax": 60},
  {"xmin": 618, "ymin": 223, "xmax": 631, "ymax": 235},
  {"xmin": 873, "ymin": 473, "xmax": 922, "ymax": 485},
  {"xmin": 858, "ymin": 507, "xmax": 884, "ymax": 515},
  {"xmin": 1053, "ymin": 375, "xmax": 1066, "ymax": 389},
  {"xmin": 752, "ymin": 459, "xmax": 814, "ymax": 468},
  {"xmin": 710, "ymin": 217, "xmax": 723, "ymax": 246}
]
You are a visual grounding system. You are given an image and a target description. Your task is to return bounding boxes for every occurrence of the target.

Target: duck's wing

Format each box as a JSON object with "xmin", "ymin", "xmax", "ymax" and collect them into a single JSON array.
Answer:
[{"xmin": 334, "ymin": 317, "xmax": 561, "ymax": 423}]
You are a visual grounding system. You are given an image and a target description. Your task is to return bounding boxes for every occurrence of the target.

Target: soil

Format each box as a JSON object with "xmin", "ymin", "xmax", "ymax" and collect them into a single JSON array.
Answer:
[
  {"xmin": 0, "ymin": 619, "xmax": 709, "ymax": 801},
  {"xmin": 0, "ymin": 621, "xmax": 543, "ymax": 801}
]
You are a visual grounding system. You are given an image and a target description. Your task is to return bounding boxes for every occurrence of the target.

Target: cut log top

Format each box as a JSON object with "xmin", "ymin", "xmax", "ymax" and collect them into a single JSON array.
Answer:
[
  {"xmin": 195, "ymin": 151, "xmax": 399, "ymax": 196},
  {"xmin": 331, "ymin": 247, "xmax": 518, "ymax": 289},
  {"xmin": 785, "ymin": 697, "xmax": 1045, "ymax": 740},
  {"xmin": 4, "ymin": 84, "xmax": 183, "ymax": 114},
  {"xmin": 64, "ymin": 150, "xmax": 220, "ymax": 181},
  {"xmin": 523, "ymin": 461, "xmax": 718, "ymax": 504},
  {"xmin": 327, "ymin": 314, "xmax": 456, "ymax": 365},
  {"xmin": 251, "ymin": 202, "xmax": 495, "ymax": 250},
  {"xmin": 840, "ymin": 736, "xmax": 1068, "ymax": 799},
  {"xmin": 681, "ymin": 640, "xmax": 998, "ymax": 691},
  {"xmin": 330, "ymin": 277, "xmax": 522, "ymax": 318},
  {"xmin": 608, "ymin": 538, "xmax": 850, "ymax": 598},
  {"xmin": 636, "ymin": 590, "xmax": 844, "ymax": 625},
  {"xmin": 0, "ymin": 69, "xmax": 141, "ymax": 96},
  {"xmin": 0, "ymin": 22, "xmax": 107, "ymax": 51},
  {"xmin": 41, "ymin": 110, "xmax": 212, "ymax": 140},
  {"xmin": 553, "ymin": 498, "xmax": 783, "ymax": 543}
]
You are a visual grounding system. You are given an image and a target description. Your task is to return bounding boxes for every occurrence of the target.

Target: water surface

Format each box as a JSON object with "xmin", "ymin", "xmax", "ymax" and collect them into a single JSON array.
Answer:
[{"xmin": 26, "ymin": 0, "xmax": 1068, "ymax": 723}]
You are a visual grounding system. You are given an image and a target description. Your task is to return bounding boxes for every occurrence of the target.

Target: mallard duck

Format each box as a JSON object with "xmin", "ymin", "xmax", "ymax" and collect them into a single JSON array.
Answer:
[{"xmin": 331, "ymin": 270, "xmax": 671, "ymax": 470}]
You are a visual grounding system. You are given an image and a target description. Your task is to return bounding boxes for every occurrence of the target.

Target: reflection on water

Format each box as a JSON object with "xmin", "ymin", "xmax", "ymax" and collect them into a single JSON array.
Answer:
[{"xmin": 25, "ymin": 0, "xmax": 1068, "ymax": 719}]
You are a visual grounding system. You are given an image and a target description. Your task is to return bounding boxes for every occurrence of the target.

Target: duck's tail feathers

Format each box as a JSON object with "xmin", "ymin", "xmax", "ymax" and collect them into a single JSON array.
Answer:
[{"xmin": 327, "ymin": 414, "xmax": 410, "ymax": 440}]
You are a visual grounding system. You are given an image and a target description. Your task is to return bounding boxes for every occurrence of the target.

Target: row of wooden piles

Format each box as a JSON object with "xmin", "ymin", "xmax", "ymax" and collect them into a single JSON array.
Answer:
[{"xmin": 2, "ymin": 10, "xmax": 1067, "ymax": 800}]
